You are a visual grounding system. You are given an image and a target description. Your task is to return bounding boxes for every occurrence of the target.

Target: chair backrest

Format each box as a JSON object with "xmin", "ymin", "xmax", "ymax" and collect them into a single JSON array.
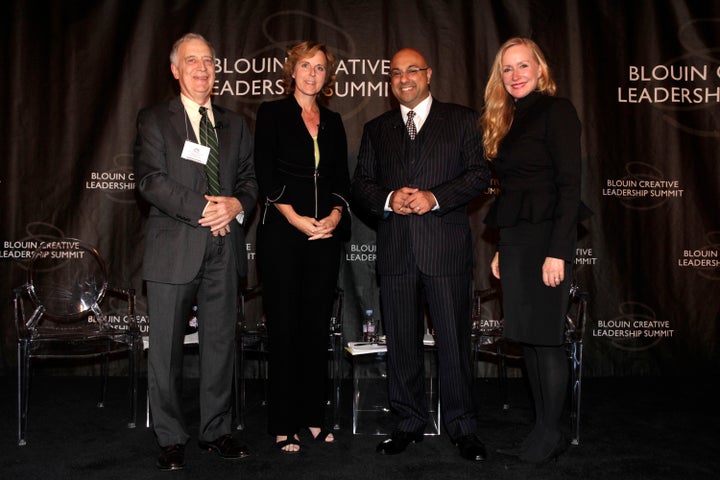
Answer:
[
  {"xmin": 27, "ymin": 239, "xmax": 107, "ymax": 319},
  {"xmin": 330, "ymin": 287, "xmax": 344, "ymax": 335},
  {"xmin": 238, "ymin": 285, "xmax": 264, "ymax": 334},
  {"xmin": 472, "ymin": 288, "xmax": 504, "ymax": 339},
  {"xmin": 565, "ymin": 282, "xmax": 589, "ymax": 344},
  {"xmin": 14, "ymin": 239, "xmax": 130, "ymax": 338},
  {"xmin": 472, "ymin": 282, "xmax": 588, "ymax": 344}
]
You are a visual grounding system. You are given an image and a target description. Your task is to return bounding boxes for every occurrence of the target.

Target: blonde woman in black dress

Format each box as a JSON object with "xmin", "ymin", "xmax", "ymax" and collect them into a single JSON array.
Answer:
[{"xmin": 482, "ymin": 37, "xmax": 589, "ymax": 464}]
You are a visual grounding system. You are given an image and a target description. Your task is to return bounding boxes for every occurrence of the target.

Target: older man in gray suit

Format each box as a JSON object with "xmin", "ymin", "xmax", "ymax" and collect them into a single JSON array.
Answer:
[
  {"xmin": 352, "ymin": 48, "xmax": 490, "ymax": 462},
  {"xmin": 134, "ymin": 33, "xmax": 257, "ymax": 471}
]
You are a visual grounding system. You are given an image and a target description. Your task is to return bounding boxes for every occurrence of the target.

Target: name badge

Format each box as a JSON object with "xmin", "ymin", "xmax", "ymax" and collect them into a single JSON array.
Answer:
[{"xmin": 181, "ymin": 140, "xmax": 210, "ymax": 165}]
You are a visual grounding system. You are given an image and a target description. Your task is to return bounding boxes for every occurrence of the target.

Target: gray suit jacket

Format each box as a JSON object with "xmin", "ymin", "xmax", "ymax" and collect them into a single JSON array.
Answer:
[
  {"xmin": 134, "ymin": 97, "xmax": 258, "ymax": 283},
  {"xmin": 352, "ymin": 99, "xmax": 490, "ymax": 276}
]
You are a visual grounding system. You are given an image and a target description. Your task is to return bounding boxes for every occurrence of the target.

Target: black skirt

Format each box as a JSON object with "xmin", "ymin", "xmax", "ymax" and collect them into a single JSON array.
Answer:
[{"xmin": 497, "ymin": 220, "xmax": 575, "ymax": 346}]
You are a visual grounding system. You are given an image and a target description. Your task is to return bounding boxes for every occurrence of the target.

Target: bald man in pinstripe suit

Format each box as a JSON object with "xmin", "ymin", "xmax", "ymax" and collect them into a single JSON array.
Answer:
[{"xmin": 351, "ymin": 48, "xmax": 491, "ymax": 462}]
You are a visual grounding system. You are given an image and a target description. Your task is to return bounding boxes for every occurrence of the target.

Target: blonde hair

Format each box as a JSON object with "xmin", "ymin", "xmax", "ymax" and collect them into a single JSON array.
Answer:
[
  {"xmin": 282, "ymin": 41, "xmax": 337, "ymax": 97},
  {"xmin": 481, "ymin": 37, "xmax": 556, "ymax": 160}
]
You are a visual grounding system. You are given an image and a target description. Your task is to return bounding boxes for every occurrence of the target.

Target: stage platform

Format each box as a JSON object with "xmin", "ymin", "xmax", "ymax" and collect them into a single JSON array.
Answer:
[{"xmin": 0, "ymin": 374, "xmax": 717, "ymax": 480}]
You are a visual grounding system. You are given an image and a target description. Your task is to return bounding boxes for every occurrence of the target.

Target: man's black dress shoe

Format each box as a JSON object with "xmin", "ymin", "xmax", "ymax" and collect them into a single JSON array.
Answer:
[
  {"xmin": 157, "ymin": 444, "xmax": 185, "ymax": 471},
  {"xmin": 376, "ymin": 430, "xmax": 424, "ymax": 455},
  {"xmin": 454, "ymin": 434, "xmax": 488, "ymax": 461},
  {"xmin": 198, "ymin": 434, "xmax": 251, "ymax": 459}
]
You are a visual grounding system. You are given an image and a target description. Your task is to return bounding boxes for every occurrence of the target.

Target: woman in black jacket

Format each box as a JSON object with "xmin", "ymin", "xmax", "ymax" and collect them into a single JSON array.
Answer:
[
  {"xmin": 254, "ymin": 41, "xmax": 350, "ymax": 453},
  {"xmin": 481, "ymin": 37, "xmax": 589, "ymax": 464}
]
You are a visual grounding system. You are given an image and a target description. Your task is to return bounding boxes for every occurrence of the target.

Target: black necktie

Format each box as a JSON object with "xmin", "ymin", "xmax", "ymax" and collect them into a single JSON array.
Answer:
[
  {"xmin": 199, "ymin": 106, "xmax": 220, "ymax": 195},
  {"xmin": 406, "ymin": 110, "xmax": 417, "ymax": 140}
]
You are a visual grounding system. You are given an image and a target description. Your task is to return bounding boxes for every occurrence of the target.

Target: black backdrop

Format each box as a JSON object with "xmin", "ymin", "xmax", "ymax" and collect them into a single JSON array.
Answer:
[{"xmin": 2, "ymin": 0, "xmax": 719, "ymax": 377}]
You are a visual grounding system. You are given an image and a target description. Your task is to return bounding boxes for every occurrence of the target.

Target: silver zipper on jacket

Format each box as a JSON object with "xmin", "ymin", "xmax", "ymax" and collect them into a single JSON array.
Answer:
[
  {"xmin": 313, "ymin": 168, "xmax": 319, "ymax": 218},
  {"xmin": 262, "ymin": 185, "xmax": 286, "ymax": 225}
]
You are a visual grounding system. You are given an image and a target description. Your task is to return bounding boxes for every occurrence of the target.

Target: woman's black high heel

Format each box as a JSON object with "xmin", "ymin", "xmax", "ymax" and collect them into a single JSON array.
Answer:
[
  {"xmin": 519, "ymin": 435, "xmax": 568, "ymax": 465},
  {"xmin": 496, "ymin": 426, "xmax": 543, "ymax": 457}
]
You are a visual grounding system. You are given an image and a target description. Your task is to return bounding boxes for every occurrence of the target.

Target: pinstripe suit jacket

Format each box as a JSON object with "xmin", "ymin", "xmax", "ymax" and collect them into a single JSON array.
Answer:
[{"xmin": 352, "ymin": 99, "xmax": 491, "ymax": 276}]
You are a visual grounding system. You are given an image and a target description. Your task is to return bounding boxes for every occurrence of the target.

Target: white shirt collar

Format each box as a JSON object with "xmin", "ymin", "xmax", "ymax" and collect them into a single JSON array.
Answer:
[
  {"xmin": 180, "ymin": 94, "xmax": 214, "ymax": 140},
  {"xmin": 400, "ymin": 94, "xmax": 432, "ymax": 132},
  {"xmin": 180, "ymin": 94, "xmax": 213, "ymax": 120}
]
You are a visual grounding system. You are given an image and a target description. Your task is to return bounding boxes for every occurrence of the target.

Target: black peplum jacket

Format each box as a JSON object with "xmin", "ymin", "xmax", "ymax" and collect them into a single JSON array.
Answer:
[{"xmin": 484, "ymin": 91, "xmax": 591, "ymax": 261}]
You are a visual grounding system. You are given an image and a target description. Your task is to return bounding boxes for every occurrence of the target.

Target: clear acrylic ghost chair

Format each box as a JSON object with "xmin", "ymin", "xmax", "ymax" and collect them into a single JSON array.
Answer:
[
  {"xmin": 472, "ymin": 281, "xmax": 589, "ymax": 445},
  {"xmin": 564, "ymin": 282, "xmax": 589, "ymax": 445},
  {"xmin": 13, "ymin": 239, "xmax": 141, "ymax": 446}
]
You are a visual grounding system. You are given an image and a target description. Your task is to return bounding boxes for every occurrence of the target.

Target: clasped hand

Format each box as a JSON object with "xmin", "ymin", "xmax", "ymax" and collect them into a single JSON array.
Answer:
[
  {"xmin": 292, "ymin": 212, "xmax": 339, "ymax": 240},
  {"xmin": 391, "ymin": 187, "xmax": 433, "ymax": 215},
  {"xmin": 198, "ymin": 195, "xmax": 243, "ymax": 236}
]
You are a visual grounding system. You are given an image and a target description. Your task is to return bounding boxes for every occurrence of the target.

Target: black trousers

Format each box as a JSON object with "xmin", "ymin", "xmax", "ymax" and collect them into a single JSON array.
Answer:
[
  {"xmin": 257, "ymin": 221, "xmax": 340, "ymax": 435},
  {"xmin": 380, "ymin": 268, "xmax": 478, "ymax": 440}
]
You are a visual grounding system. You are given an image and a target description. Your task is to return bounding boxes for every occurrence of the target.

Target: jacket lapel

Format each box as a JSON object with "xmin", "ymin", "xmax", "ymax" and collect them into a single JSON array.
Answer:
[
  {"xmin": 212, "ymin": 105, "xmax": 233, "ymax": 189},
  {"xmin": 416, "ymin": 101, "xmax": 444, "ymax": 168},
  {"xmin": 169, "ymin": 97, "xmax": 194, "ymax": 142},
  {"xmin": 385, "ymin": 110, "xmax": 407, "ymax": 164}
]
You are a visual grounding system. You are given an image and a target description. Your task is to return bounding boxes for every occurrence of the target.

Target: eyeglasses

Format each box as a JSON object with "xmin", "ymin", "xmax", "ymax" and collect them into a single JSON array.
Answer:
[{"xmin": 389, "ymin": 66, "xmax": 429, "ymax": 79}]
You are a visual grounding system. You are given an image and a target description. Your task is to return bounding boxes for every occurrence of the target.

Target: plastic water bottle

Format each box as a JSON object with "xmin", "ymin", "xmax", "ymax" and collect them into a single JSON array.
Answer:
[
  {"xmin": 364, "ymin": 309, "xmax": 376, "ymax": 343},
  {"xmin": 186, "ymin": 305, "xmax": 199, "ymax": 335},
  {"xmin": 362, "ymin": 310, "xmax": 369, "ymax": 341}
]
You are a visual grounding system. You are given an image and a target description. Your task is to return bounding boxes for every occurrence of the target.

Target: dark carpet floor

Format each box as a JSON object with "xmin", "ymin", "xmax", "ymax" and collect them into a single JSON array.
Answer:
[{"xmin": 0, "ymin": 372, "xmax": 718, "ymax": 480}]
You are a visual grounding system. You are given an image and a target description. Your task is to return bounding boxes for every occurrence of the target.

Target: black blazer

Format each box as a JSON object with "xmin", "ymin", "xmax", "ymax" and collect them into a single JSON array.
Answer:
[
  {"xmin": 352, "ymin": 99, "xmax": 491, "ymax": 276},
  {"xmin": 254, "ymin": 96, "xmax": 350, "ymax": 225}
]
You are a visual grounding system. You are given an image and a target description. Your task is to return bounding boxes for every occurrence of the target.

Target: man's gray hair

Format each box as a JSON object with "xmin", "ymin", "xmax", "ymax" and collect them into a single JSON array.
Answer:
[{"xmin": 169, "ymin": 33, "xmax": 215, "ymax": 66}]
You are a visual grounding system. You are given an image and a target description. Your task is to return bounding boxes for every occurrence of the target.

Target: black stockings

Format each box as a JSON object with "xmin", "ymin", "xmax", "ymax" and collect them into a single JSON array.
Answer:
[{"xmin": 520, "ymin": 344, "xmax": 568, "ymax": 461}]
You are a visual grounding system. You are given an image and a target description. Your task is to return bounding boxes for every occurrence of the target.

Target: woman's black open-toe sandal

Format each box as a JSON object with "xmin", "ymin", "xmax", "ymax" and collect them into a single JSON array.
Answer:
[
  {"xmin": 310, "ymin": 428, "xmax": 335, "ymax": 443},
  {"xmin": 275, "ymin": 435, "xmax": 301, "ymax": 454}
]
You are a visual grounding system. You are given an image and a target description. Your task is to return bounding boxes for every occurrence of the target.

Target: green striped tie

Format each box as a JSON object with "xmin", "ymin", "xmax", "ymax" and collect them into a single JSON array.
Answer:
[{"xmin": 199, "ymin": 106, "xmax": 220, "ymax": 195}]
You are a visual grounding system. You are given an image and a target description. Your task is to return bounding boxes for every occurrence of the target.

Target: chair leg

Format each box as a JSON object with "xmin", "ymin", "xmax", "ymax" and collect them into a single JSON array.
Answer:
[
  {"xmin": 331, "ymin": 333, "xmax": 342, "ymax": 430},
  {"xmin": 98, "ymin": 352, "xmax": 108, "ymax": 408},
  {"xmin": 235, "ymin": 339, "xmax": 244, "ymax": 431},
  {"xmin": 497, "ymin": 346, "xmax": 510, "ymax": 411},
  {"xmin": 17, "ymin": 341, "xmax": 30, "ymax": 446},
  {"xmin": 569, "ymin": 342, "xmax": 584, "ymax": 445},
  {"xmin": 261, "ymin": 339, "xmax": 269, "ymax": 406},
  {"xmin": 128, "ymin": 339, "xmax": 140, "ymax": 428},
  {"xmin": 146, "ymin": 389, "xmax": 152, "ymax": 428}
]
